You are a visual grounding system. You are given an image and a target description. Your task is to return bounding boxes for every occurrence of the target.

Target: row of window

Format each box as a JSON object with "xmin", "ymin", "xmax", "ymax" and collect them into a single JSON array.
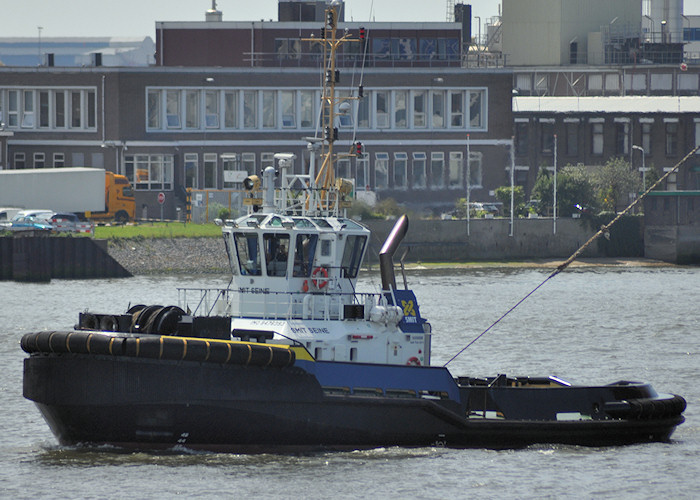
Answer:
[
  {"xmin": 123, "ymin": 150, "xmax": 483, "ymax": 192},
  {"xmin": 146, "ymin": 87, "xmax": 487, "ymax": 132},
  {"xmin": 515, "ymin": 118, "xmax": 690, "ymax": 157},
  {"xmin": 516, "ymin": 73, "xmax": 700, "ymax": 93},
  {"xmin": 0, "ymin": 88, "xmax": 96, "ymax": 130},
  {"xmin": 275, "ymin": 37, "xmax": 461, "ymax": 61}
]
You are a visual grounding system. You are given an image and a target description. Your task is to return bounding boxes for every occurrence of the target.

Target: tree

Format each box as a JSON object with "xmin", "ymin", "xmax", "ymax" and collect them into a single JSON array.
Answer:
[
  {"xmin": 531, "ymin": 164, "xmax": 595, "ymax": 217},
  {"xmin": 591, "ymin": 157, "xmax": 641, "ymax": 212},
  {"xmin": 495, "ymin": 185, "xmax": 525, "ymax": 216}
]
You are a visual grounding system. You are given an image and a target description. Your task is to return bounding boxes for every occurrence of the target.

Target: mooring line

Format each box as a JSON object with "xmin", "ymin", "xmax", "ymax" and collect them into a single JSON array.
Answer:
[{"xmin": 444, "ymin": 145, "xmax": 700, "ymax": 367}]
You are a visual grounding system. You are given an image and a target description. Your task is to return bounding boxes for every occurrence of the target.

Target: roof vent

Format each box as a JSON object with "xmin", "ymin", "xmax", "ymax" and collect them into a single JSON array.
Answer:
[{"xmin": 206, "ymin": 0, "xmax": 223, "ymax": 21}]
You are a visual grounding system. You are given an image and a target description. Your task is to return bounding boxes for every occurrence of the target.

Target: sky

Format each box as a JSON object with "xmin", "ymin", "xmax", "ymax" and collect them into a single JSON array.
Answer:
[{"xmin": 2, "ymin": 0, "xmax": 502, "ymax": 39}]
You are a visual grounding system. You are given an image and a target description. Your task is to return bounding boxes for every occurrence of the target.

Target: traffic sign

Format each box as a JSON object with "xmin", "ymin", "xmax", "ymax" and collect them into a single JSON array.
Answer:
[{"xmin": 157, "ymin": 192, "xmax": 165, "ymax": 204}]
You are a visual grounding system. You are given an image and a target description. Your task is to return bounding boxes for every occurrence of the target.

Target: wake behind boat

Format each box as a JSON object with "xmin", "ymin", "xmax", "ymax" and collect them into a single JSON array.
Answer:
[{"xmin": 21, "ymin": 1, "xmax": 685, "ymax": 451}]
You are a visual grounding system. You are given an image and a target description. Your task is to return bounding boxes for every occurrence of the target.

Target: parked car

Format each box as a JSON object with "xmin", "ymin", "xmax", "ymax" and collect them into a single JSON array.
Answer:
[
  {"xmin": 10, "ymin": 215, "xmax": 54, "ymax": 231},
  {"xmin": 46, "ymin": 212, "xmax": 81, "ymax": 232},
  {"xmin": 0, "ymin": 207, "xmax": 22, "ymax": 229}
]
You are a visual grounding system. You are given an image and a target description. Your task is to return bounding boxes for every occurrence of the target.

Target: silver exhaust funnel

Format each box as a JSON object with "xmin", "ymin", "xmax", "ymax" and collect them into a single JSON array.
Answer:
[{"xmin": 379, "ymin": 214, "xmax": 409, "ymax": 291}]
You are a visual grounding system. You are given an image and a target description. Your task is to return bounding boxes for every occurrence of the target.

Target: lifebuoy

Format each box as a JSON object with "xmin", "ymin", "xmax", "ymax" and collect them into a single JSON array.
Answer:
[
  {"xmin": 311, "ymin": 267, "xmax": 329, "ymax": 289},
  {"xmin": 406, "ymin": 357, "xmax": 421, "ymax": 366}
]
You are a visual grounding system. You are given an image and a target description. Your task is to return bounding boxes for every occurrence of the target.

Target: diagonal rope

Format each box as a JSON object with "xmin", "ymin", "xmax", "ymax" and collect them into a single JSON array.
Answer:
[{"xmin": 444, "ymin": 145, "xmax": 700, "ymax": 367}]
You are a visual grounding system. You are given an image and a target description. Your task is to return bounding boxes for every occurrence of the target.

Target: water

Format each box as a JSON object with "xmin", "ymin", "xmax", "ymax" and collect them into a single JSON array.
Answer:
[{"xmin": 1, "ymin": 266, "xmax": 698, "ymax": 499}]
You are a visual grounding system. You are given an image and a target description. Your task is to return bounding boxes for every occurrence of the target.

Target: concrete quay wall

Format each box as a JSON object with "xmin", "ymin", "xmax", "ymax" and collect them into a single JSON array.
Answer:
[{"xmin": 362, "ymin": 217, "xmax": 601, "ymax": 262}]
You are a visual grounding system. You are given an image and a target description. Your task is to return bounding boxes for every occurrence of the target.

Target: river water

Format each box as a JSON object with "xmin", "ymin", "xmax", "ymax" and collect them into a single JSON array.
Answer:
[{"xmin": 1, "ymin": 266, "xmax": 698, "ymax": 499}]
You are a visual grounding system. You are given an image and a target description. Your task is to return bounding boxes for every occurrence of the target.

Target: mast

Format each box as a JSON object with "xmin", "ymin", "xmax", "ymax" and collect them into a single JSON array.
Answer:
[{"xmin": 302, "ymin": 0, "xmax": 360, "ymax": 216}]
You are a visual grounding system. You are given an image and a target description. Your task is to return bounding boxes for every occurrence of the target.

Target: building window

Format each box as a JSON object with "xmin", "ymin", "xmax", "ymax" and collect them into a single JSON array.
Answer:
[
  {"xmin": 147, "ymin": 90, "xmax": 161, "ymax": 129},
  {"xmin": 541, "ymin": 122, "xmax": 554, "ymax": 154},
  {"xmin": 357, "ymin": 94, "xmax": 369, "ymax": 129},
  {"xmin": 39, "ymin": 91, "xmax": 50, "ymax": 128},
  {"xmin": 224, "ymin": 91, "xmax": 237, "ymax": 129},
  {"xmin": 430, "ymin": 152, "xmax": 444, "ymax": 188},
  {"xmin": 591, "ymin": 122, "xmax": 604, "ymax": 155},
  {"xmin": 412, "ymin": 152, "xmax": 426, "ymax": 189},
  {"xmin": 262, "ymin": 91, "xmax": 276, "ymax": 128},
  {"xmin": 356, "ymin": 157, "xmax": 368, "ymax": 190},
  {"xmin": 241, "ymin": 152, "xmax": 256, "ymax": 175},
  {"xmin": 615, "ymin": 122, "xmax": 629, "ymax": 155},
  {"xmin": 205, "ymin": 91, "xmax": 219, "ymax": 128},
  {"xmin": 33, "ymin": 152, "xmax": 45, "ymax": 168},
  {"xmin": 300, "ymin": 90, "xmax": 315, "ymax": 128},
  {"xmin": 431, "ymin": 91, "xmax": 445, "ymax": 128},
  {"xmin": 14, "ymin": 152, "xmax": 26, "ymax": 169},
  {"xmin": 203, "ymin": 153, "xmax": 217, "ymax": 188},
  {"xmin": 375, "ymin": 153, "xmax": 389, "ymax": 189},
  {"xmin": 166, "ymin": 90, "xmax": 181, "ymax": 128},
  {"xmin": 337, "ymin": 90, "xmax": 352, "ymax": 128},
  {"xmin": 641, "ymin": 122, "xmax": 653, "ymax": 155},
  {"xmin": 515, "ymin": 122, "xmax": 529, "ymax": 156},
  {"xmin": 8, "ymin": 90, "xmax": 19, "ymax": 127},
  {"xmin": 243, "ymin": 91, "xmax": 257, "ymax": 129},
  {"xmin": 394, "ymin": 152, "xmax": 407, "ymax": 189},
  {"xmin": 53, "ymin": 152, "xmax": 65, "ymax": 168},
  {"xmin": 222, "ymin": 153, "xmax": 240, "ymax": 189},
  {"xmin": 469, "ymin": 90, "xmax": 484, "ymax": 129},
  {"xmin": 70, "ymin": 91, "xmax": 81, "ymax": 128},
  {"xmin": 261, "ymin": 152, "xmax": 275, "ymax": 169},
  {"xmin": 185, "ymin": 90, "xmax": 200, "ymax": 129},
  {"xmin": 127, "ymin": 154, "xmax": 174, "ymax": 191},
  {"xmin": 22, "ymin": 90, "xmax": 35, "ymax": 128},
  {"xmin": 54, "ymin": 90, "xmax": 66, "ymax": 128},
  {"xmin": 337, "ymin": 158, "xmax": 351, "ymax": 180},
  {"xmin": 413, "ymin": 91, "xmax": 426, "ymax": 128},
  {"xmin": 467, "ymin": 151, "xmax": 483, "ymax": 188},
  {"xmin": 281, "ymin": 90, "xmax": 295, "ymax": 127},
  {"xmin": 184, "ymin": 153, "xmax": 198, "ymax": 189},
  {"xmin": 450, "ymin": 91, "xmax": 464, "ymax": 127},
  {"xmin": 666, "ymin": 122, "xmax": 678, "ymax": 156},
  {"xmin": 375, "ymin": 92, "xmax": 389, "ymax": 128},
  {"xmin": 448, "ymin": 151, "xmax": 463, "ymax": 188},
  {"xmin": 566, "ymin": 122, "xmax": 578, "ymax": 156},
  {"xmin": 394, "ymin": 91, "xmax": 407, "ymax": 128},
  {"xmin": 87, "ymin": 91, "xmax": 96, "ymax": 129}
]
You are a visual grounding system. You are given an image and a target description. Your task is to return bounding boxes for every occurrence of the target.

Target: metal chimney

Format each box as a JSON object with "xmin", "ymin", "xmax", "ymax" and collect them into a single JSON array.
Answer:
[{"xmin": 206, "ymin": 0, "xmax": 223, "ymax": 21}]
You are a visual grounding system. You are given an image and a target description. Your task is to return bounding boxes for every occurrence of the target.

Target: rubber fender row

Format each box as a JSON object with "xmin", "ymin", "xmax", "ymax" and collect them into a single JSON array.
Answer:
[
  {"xmin": 604, "ymin": 394, "xmax": 686, "ymax": 420},
  {"xmin": 20, "ymin": 331, "xmax": 296, "ymax": 368}
]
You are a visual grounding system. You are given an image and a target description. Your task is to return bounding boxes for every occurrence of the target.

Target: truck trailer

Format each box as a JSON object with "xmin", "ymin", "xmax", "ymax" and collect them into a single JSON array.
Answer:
[{"xmin": 0, "ymin": 168, "xmax": 135, "ymax": 222}]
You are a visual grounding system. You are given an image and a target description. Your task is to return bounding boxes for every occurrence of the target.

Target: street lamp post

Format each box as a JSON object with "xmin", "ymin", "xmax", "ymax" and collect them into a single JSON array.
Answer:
[{"xmin": 632, "ymin": 144, "xmax": 646, "ymax": 192}]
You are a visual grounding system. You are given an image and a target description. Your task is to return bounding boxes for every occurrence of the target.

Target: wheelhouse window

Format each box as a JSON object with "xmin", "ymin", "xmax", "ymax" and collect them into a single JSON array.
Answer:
[
  {"xmin": 264, "ymin": 233, "xmax": 290, "ymax": 277},
  {"xmin": 293, "ymin": 234, "xmax": 318, "ymax": 277},
  {"xmin": 234, "ymin": 233, "xmax": 261, "ymax": 276},
  {"xmin": 341, "ymin": 235, "xmax": 366, "ymax": 278}
]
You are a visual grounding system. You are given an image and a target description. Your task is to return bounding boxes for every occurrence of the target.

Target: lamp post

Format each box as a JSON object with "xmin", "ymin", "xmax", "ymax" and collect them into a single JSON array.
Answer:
[
  {"xmin": 632, "ymin": 144, "xmax": 646, "ymax": 192},
  {"xmin": 466, "ymin": 133, "xmax": 470, "ymax": 236}
]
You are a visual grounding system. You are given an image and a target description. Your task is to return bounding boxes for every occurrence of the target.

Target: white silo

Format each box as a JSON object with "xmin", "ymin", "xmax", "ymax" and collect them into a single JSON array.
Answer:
[{"xmin": 650, "ymin": 0, "xmax": 683, "ymax": 42}]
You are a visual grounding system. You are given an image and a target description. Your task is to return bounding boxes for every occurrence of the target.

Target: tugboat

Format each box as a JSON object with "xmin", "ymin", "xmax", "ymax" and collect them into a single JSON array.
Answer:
[{"xmin": 22, "ymin": 2, "xmax": 685, "ymax": 451}]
